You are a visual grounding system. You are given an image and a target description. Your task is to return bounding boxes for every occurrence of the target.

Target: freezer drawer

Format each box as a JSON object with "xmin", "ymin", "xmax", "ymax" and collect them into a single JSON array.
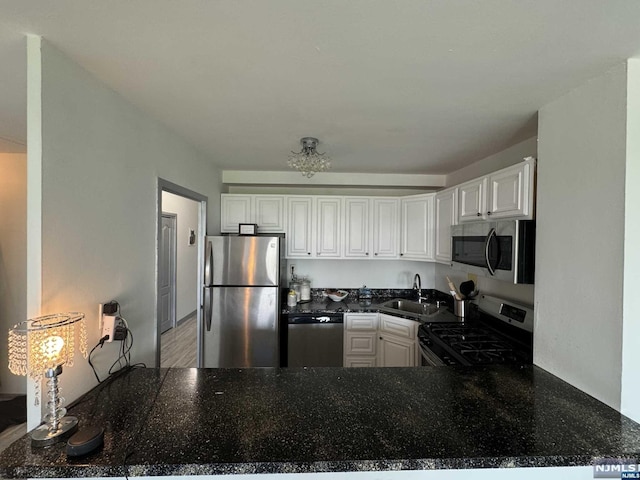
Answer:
[{"xmin": 202, "ymin": 286, "xmax": 279, "ymax": 368}]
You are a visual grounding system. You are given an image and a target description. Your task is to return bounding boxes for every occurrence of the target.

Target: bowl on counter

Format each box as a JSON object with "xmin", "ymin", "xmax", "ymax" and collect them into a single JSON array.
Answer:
[{"xmin": 323, "ymin": 289, "xmax": 349, "ymax": 302}]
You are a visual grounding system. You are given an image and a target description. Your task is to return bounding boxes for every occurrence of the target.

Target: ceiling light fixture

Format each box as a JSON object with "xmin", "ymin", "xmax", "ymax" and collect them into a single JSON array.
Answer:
[{"xmin": 288, "ymin": 137, "xmax": 331, "ymax": 178}]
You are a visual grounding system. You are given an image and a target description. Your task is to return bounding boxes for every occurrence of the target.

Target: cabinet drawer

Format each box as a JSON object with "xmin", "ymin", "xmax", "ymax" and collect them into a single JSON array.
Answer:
[
  {"xmin": 345, "ymin": 332, "xmax": 377, "ymax": 356},
  {"xmin": 345, "ymin": 314, "xmax": 378, "ymax": 331},
  {"xmin": 379, "ymin": 314, "xmax": 417, "ymax": 339},
  {"xmin": 344, "ymin": 356, "xmax": 377, "ymax": 368}
]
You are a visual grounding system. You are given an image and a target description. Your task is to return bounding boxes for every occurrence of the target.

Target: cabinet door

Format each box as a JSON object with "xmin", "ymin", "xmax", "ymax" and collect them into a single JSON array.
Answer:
[
  {"xmin": 220, "ymin": 195, "xmax": 252, "ymax": 233},
  {"xmin": 458, "ymin": 178, "xmax": 487, "ymax": 223},
  {"xmin": 487, "ymin": 161, "xmax": 533, "ymax": 219},
  {"xmin": 254, "ymin": 195, "xmax": 286, "ymax": 232},
  {"xmin": 378, "ymin": 333, "xmax": 416, "ymax": 367},
  {"xmin": 286, "ymin": 197, "xmax": 313, "ymax": 258},
  {"xmin": 400, "ymin": 194, "xmax": 435, "ymax": 261},
  {"xmin": 435, "ymin": 188, "xmax": 457, "ymax": 264},
  {"xmin": 315, "ymin": 197, "xmax": 342, "ymax": 257},
  {"xmin": 372, "ymin": 198, "xmax": 399, "ymax": 258},
  {"xmin": 344, "ymin": 198, "xmax": 370, "ymax": 258}
]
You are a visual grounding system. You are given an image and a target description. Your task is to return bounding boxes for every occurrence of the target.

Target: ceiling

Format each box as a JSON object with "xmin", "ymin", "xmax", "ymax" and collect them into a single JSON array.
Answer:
[{"xmin": 1, "ymin": 1, "xmax": 640, "ymax": 174}]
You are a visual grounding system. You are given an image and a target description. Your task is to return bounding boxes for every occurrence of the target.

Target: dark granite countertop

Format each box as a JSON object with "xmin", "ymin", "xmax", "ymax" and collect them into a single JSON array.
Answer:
[{"xmin": 2, "ymin": 365, "xmax": 640, "ymax": 477}]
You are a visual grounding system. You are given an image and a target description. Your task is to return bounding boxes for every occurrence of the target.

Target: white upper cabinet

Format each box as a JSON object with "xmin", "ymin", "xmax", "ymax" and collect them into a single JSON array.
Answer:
[
  {"xmin": 400, "ymin": 193, "xmax": 435, "ymax": 261},
  {"xmin": 221, "ymin": 194, "xmax": 286, "ymax": 233},
  {"xmin": 254, "ymin": 195, "xmax": 286, "ymax": 232},
  {"xmin": 458, "ymin": 158, "xmax": 535, "ymax": 223},
  {"xmin": 221, "ymin": 195, "xmax": 252, "ymax": 232},
  {"xmin": 487, "ymin": 160, "xmax": 534, "ymax": 219},
  {"xmin": 372, "ymin": 198, "xmax": 399, "ymax": 258},
  {"xmin": 435, "ymin": 188, "xmax": 458, "ymax": 264},
  {"xmin": 458, "ymin": 178, "xmax": 487, "ymax": 223},
  {"xmin": 286, "ymin": 196, "xmax": 313, "ymax": 258},
  {"xmin": 315, "ymin": 197, "xmax": 342, "ymax": 257},
  {"xmin": 344, "ymin": 198, "xmax": 370, "ymax": 258},
  {"xmin": 344, "ymin": 197, "xmax": 399, "ymax": 259}
]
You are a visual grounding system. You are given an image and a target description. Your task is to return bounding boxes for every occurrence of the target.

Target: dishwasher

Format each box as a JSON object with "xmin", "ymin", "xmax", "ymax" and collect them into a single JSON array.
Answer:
[{"xmin": 286, "ymin": 313, "xmax": 344, "ymax": 367}]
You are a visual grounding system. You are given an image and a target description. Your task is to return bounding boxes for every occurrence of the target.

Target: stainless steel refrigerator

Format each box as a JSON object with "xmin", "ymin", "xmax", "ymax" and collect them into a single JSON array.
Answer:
[{"xmin": 202, "ymin": 235, "xmax": 285, "ymax": 368}]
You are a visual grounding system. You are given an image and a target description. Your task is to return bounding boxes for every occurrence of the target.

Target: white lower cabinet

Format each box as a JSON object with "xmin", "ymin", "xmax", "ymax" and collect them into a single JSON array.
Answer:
[
  {"xmin": 377, "ymin": 314, "xmax": 418, "ymax": 367},
  {"xmin": 378, "ymin": 333, "xmax": 416, "ymax": 367},
  {"xmin": 344, "ymin": 312, "xmax": 418, "ymax": 367},
  {"xmin": 343, "ymin": 313, "xmax": 379, "ymax": 367}
]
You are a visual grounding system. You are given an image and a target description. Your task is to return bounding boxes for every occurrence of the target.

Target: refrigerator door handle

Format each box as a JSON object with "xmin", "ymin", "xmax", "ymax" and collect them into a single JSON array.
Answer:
[
  {"xmin": 204, "ymin": 239, "xmax": 214, "ymax": 285},
  {"xmin": 204, "ymin": 287, "xmax": 213, "ymax": 332}
]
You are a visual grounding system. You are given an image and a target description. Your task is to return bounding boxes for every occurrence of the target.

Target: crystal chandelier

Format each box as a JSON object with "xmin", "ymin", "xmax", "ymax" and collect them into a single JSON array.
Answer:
[{"xmin": 288, "ymin": 137, "xmax": 331, "ymax": 178}]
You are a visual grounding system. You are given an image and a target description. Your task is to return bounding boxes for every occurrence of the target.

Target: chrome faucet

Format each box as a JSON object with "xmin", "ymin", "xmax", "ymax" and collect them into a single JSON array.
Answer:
[{"xmin": 413, "ymin": 273, "xmax": 423, "ymax": 302}]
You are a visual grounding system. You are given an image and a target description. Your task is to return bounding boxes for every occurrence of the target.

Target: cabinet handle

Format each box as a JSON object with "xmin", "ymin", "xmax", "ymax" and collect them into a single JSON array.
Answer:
[
  {"xmin": 379, "ymin": 337, "xmax": 383, "ymax": 340},
  {"xmin": 487, "ymin": 211, "xmax": 492, "ymax": 216},
  {"xmin": 307, "ymin": 252, "xmax": 311, "ymax": 255},
  {"xmin": 366, "ymin": 252, "xmax": 369, "ymax": 256},
  {"xmin": 476, "ymin": 212, "xmax": 482, "ymax": 217},
  {"xmin": 374, "ymin": 253, "xmax": 378, "ymax": 256},
  {"xmin": 400, "ymin": 253, "xmax": 404, "ymax": 256}
]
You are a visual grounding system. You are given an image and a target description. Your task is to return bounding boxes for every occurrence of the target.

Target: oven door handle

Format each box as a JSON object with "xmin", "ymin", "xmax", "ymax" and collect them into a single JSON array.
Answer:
[{"xmin": 484, "ymin": 228, "xmax": 497, "ymax": 276}]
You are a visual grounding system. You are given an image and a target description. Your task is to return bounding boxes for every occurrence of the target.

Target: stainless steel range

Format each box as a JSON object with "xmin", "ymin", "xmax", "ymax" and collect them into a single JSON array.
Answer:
[{"xmin": 418, "ymin": 294, "xmax": 533, "ymax": 366}]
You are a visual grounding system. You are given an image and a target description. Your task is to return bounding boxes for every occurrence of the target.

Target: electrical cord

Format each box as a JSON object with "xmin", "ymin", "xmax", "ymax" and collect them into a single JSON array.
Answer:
[
  {"xmin": 108, "ymin": 317, "xmax": 133, "ymax": 375},
  {"xmin": 88, "ymin": 335, "xmax": 111, "ymax": 383}
]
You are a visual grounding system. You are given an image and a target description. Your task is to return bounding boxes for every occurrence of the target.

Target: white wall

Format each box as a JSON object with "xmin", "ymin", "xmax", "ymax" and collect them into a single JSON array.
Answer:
[
  {"xmin": 435, "ymin": 136, "xmax": 538, "ymax": 307},
  {"xmin": 536, "ymin": 63, "xmax": 627, "ymax": 410},
  {"xmin": 32, "ymin": 38, "xmax": 222, "ymax": 410},
  {"xmin": 446, "ymin": 137, "xmax": 537, "ymax": 187},
  {"xmin": 161, "ymin": 192, "xmax": 199, "ymax": 322},
  {"xmin": 0, "ymin": 153, "xmax": 27, "ymax": 395},
  {"xmin": 288, "ymin": 260, "xmax": 435, "ymax": 290}
]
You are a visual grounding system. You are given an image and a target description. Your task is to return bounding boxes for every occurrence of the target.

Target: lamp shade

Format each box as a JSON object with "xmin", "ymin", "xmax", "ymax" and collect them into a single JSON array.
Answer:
[
  {"xmin": 8, "ymin": 312, "xmax": 88, "ymax": 446},
  {"xmin": 9, "ymin": 313, "xmax": 87, "ymax": 379}
]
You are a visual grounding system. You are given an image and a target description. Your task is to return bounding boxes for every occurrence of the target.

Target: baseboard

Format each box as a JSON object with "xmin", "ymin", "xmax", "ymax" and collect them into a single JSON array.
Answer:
[{"xmin": 177, "ymin": 310, "xmax": 197, "ymax": 327}]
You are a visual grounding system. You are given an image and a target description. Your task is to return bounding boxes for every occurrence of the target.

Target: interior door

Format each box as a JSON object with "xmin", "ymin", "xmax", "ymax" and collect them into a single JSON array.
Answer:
[{"xmin": 159, "ymin": 214, "xmax": 177, "ymax": 334}]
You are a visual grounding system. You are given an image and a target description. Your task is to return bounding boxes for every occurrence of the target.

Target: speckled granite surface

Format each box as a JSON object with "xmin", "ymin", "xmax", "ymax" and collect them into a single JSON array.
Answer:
[{"xmin": 1, "ymin": 366, "xmax": 640, "ymax": 477}]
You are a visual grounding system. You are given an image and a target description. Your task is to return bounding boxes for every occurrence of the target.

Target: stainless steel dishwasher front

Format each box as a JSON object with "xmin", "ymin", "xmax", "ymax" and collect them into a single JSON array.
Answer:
[{"xmin": 287, "ymin": 313, "xmax": 344, "ymax": 367}]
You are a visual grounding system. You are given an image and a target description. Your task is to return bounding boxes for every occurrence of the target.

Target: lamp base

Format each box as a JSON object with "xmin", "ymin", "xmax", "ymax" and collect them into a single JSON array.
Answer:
[{"xmin": 31, "ymin": 416, "xmax": 78, "ymax": 447}]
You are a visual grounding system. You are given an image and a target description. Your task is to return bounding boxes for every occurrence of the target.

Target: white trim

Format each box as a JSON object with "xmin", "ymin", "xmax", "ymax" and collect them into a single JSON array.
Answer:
[
  {"xmin": 222, "ymin": 170, "xmax": 446, "ymax": 188},
  {"xmin": 26, "ymin": 34, "xmax": 42, "ymax": 431}
]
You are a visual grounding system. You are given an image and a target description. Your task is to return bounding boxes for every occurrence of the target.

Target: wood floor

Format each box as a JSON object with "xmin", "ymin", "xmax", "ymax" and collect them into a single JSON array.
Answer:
[
  {"xmin": 160, "ymin": 315, "xmax": 197, "ymax": 368},
  {"xmin": 0, "ymin": 395, "xmax": 27, "ymax": 454},
  {"xmin": 0, "ymin": 423, "xmax": 26, "ymax": 454}
]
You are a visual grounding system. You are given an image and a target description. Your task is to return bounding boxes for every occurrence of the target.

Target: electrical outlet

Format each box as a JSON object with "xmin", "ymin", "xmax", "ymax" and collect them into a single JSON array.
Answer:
[{"xmin": 102, "ymin": 315, "xmax": 117, "ymax": 342}]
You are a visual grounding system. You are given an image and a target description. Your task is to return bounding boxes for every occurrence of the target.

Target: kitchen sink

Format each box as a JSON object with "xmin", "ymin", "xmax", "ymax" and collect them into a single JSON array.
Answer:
[{"xmin": 379, "ymin": 298, "xmax": 447, "ymax": 321}]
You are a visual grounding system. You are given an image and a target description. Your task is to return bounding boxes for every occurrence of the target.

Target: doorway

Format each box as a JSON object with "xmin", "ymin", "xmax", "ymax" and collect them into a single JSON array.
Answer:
[
  {"xmin": 156, "ymin": 179, "xmax": 207, "ymax": 368},
  {"xmin": 159, "ymin": 213, "xmax": 177, "ymax": 334}
]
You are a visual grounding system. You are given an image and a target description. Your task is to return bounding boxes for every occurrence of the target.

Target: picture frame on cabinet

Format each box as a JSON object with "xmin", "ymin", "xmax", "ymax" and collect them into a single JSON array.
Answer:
[{"xmin": 239, "ymin": 223, "xmax": 258, "ymax": 235}]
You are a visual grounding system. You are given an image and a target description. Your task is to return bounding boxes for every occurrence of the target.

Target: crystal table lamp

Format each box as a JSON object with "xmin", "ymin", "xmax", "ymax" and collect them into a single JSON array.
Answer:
[{"xmin": 9, "ymin": 312, "xmax": 87, "ymax": 446}]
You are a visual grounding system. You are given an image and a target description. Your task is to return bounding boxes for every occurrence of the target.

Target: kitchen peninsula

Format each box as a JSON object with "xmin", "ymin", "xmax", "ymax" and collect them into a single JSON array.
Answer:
[{"xmin": 1, "ymin": 366, "xmax": 639, "ymax": 478}]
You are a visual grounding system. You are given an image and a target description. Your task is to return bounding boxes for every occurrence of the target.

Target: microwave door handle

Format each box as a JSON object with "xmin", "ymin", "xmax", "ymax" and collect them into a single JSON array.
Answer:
[{"xmin": 484, "ymin": 228, "xmax": 497, "ymax": 276}]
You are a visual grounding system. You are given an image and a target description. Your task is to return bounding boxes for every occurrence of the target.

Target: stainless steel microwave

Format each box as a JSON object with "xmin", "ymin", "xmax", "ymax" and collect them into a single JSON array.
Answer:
[{"xmin": 451, "ymin": 220, "xmax": 535, "ymax": 284}]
